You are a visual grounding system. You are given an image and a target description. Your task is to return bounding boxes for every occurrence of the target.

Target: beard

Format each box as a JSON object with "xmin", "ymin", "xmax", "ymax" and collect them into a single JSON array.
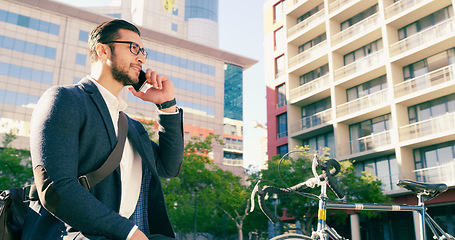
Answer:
[{"xmin": 111, "ymin": 52, "xmax": 137, "ymax": 86}]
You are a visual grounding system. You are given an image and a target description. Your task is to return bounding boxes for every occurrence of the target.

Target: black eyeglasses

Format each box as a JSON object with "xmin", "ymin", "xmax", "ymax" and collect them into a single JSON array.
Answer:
[{"xmin": 103, "ymin": 41, "xmax": 148, "ymax": 59}]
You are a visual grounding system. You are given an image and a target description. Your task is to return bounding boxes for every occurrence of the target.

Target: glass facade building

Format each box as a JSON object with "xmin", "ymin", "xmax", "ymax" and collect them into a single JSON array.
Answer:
[{"xmin": 0, "ymin": 0, "xmax": 256, "ymax": 178}]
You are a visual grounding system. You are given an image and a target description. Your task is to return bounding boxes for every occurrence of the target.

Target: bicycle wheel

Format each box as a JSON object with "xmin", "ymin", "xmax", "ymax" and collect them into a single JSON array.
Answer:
[{"xmin": 270, "ymin": 233, "xmax": 312, "ymax": 239}]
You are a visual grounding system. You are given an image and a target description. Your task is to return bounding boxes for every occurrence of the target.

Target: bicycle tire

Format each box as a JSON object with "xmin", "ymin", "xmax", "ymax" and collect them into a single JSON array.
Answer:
[{"xmin": 270, "ymin": 233, "xmax": 312, "ymax": 239}]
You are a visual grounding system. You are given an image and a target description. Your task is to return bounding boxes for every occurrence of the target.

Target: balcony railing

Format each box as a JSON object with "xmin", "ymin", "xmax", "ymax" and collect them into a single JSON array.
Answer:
[
  {"xmin": 287, "ymin": 9, "xmax": 325, "ymax": 38},
  {"xmin": 288, "ymin": 41, "xmax": 328, "ymax": 69},
  {"xmin": 290, "ymin": 75, "xmax": 330, "ymax": 102},
  {"xmin": 399, "ymin": 112, "xmax": 455, "ymax": 142},
  {"xmin": 336, "ymin": 89, "xmax": 388, "ymax": 117},
  {"xmin": 402, "ymin": 161, "xmax": 455, "ymax": 186},
  {"xmin": 329, "ymin": 0, "xmax": 356, "ymax": 13},
  {"xmin": 384, "ymin": 0, "xmax": 430, "ymax": 19},
  {"xmin": 394, "ymin": 64, "xmax": 455, "ymax": 98},
  {"xmin": 331, "ymin": 12, "xmax": 380, "ymax": 46},
  {"xmin": 223, "ymin": 158, "xmax": 243, "ymax": 167},
  {"xmin": 389, "ymin": 18, "xmax": 455, "ymax": 56},
  {"xmin": 224, "ymin": 142, "xmax": 243, "ymax": 151},
  {"xmin": 290, "ymin": 108, "xmax": 332, "ymax": 133},
  {"xmin": 334, "ymin": 50, "xmax": 384, "ymax": 81},
  {"xmin": 338, "ymin": 130, "xmax": 392, "ymax": 157}
]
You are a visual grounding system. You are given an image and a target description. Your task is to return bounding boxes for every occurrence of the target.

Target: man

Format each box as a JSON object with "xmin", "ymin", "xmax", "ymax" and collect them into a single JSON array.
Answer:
[{"xmin": 22, "ymin": 19, "xmax": 183, "ymax": 240}]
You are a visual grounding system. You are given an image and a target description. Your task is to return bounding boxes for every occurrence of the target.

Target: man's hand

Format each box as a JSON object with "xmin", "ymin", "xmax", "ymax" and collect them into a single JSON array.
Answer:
[
  {"xmin": 129, "ymin": 69, "xmax": 175, "ymax": 106},
  {"xmin": 130, "ymin": 228, "xmax": 149, "ymax": 240}
]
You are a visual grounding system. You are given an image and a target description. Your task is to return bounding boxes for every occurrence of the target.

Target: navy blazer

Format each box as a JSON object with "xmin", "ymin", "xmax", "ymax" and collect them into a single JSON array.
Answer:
[{"xmin": 22, "ymin": 78, "xmax": 184, "ymax": 240}]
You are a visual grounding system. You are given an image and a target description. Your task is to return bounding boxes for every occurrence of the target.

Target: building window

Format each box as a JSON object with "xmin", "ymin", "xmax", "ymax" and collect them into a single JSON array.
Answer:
[
  {"xmin": 0, "ymin": 9, "xmax": 60, "ymax": 35},
  {"xmin": 302, "ymin": 131, "xmax": 335, "ymax": 158},
  {"xmin": 146, "ymin": 48, "xmax": 216, "ymax": 76},
  {"xmin": 340, "ymin": 4, "xmax": 378, "ymax": 31},
  {"xmin": 413, "ymin": 141, "xmax": 455, "ymax": 182},
  {"xmin": 346, "ymin": 75, "xmax": 387, "ymax": 102},
  {"xmin": 171, "ymin": 23, "xmax": 178, "ymax": 32},
  {"xmin": 354, "ymin": 155, "xmax": 399, "ymax": 191},
  {"xmin": 301, "ymin": 97, "xmax": 331, "ymax": 130},
  {"xmin": 106, "ymin": 13, "xmax": 122, "ymax": 18},
  {"xmin": 349, "ymin": 114, "xmax": 391, "ymax": 153},
  {"xmin": 299, "ymin": 64, "xmax": 329, "ymax": 86},
  {"xmin": 274, "ymin": 27, "xmax": 284, "ymax": 50},
  {"xmin": 0, "ymin": 62, "xmax": 53, "ymax": 84},
  {"xmin": 344, "ymin": 39, "xmax": 382, "ymax": 65},
  {"xmin": 298, "ymin": 33, "xmax": 326, "ymax": 53},
  {"xmin": 277, "ymin": 144, "xmax": 288, "ymax": 158},
  {"xmin": 275, "ymin": 55, "xmax": 285, "ymax": 79},
  {"xmin": 0, "ymin": 89, "xmax": 40, "ymax": 106},
  {"xmin": 0, "ymin": 35, "xmax": 56, "ymax": 59},
  {"xmin": 276, "ymin": 84, "xmax": 286, "ymax": 108},
  {"xmin": 273, "ymin": 1, "xmax": 284, "ymax": 23},
  {"xmin": 297, "ymin": 3, "xmax": 323, "ymax": 23},
  {"xmin": 277, "ymin": 113, "xmax": 288, "ymax": 139},
  {"xmin": 398, "ymin": 6, "xmax": 453, "ymax": 40},
  {"xmin": 403, "ymin": 48, "xmax": 455, "ymax": 80},
  {"xmin": 408, "ymin": 93, "xmax": 455, "ymax": 123},
  {"xmin": 76, "ymin": 53, "xmax": 86, "ymax": 66},
  {"xmin": 79, "ymin": 30, "xmax": 89, "ymax": 42}
]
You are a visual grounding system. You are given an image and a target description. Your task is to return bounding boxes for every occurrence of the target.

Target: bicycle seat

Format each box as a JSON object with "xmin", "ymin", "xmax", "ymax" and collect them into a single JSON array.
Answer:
[{"xmin": 397, "ymin": 179, "xmax": 448, "ymax": 202}]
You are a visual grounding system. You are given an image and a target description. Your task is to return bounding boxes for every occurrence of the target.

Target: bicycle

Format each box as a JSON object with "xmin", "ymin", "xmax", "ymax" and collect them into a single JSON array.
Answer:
[{"xmin": 250, "ymin": 151, "xmax": 455, "ymax": 240}]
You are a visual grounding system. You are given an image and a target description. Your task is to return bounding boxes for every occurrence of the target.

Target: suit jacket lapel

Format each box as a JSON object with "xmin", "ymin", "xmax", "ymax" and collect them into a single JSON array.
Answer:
[{"xmin": 79, "ymin": 77, "xmax": 118, "ymax": 149}]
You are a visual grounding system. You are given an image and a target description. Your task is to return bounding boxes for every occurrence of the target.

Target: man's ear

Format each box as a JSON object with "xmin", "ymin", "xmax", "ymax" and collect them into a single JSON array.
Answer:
[{"xmin": 95, "ymin": 43, "xmax": 110, "ymax": 61}]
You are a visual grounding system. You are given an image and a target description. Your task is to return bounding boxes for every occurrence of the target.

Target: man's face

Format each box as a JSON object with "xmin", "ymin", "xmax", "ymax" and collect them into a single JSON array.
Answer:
[{"xmin": 108, "ymin": 29, "xmax": 146, "ymax": 86}]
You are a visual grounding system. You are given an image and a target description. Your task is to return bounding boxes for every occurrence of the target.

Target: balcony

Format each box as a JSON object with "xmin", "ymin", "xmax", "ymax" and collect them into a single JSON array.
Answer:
[
  {"xmin": 334, "ymin": 50, "xmax": 384, "ymax": 81},
  {"xmin": 338, "ymin": 130, "xmax": 392, "ymax": 157},
  {"xmin": 224, "ymin": 142, "xmax": 243, "ymax": 151},
  {"xmin": 223, "ymin": 158, "xmax": 243, "ymax": 167},
  {"xmin": 287, "ymin": 9, "xmax": 325, "ymax": 39},
  {"xmin": 403, "ymin": 161, "xmax": 455, "ymax": 186},
  {"xmin": 399, "ymin": 112, "xmax": 455, "ymax": 142},
  {"xmin": 337, "ymin": 89, "xmax": 388, "ymax": 117},
  {"xmin": 290, "ymin": 75, "xmax": 330, "ymax": 103},
  {"xmin": 329, "ymin": 0, "xmax": 356, "ymax": 13},
  {"xmin": 331, "ymin": 12, "xmax": 380, "ymax": 46},
  {"xmin": 290, "ymin": 108, "xmax": 332, "ymax": 133},
  {"xmin": 394, "ymin": 64, "xmax": 455, "ymax": 98},
  {"xmin": 389, "ymin": 18, "xmax": 455, "ymax": 57},
  {"xmin": 288, "ymin": 41, "xmax": 328, "ymax": 70},
  {"xmin": 384, "ymin": 0, "xmax": 430, "ymax": 19}
]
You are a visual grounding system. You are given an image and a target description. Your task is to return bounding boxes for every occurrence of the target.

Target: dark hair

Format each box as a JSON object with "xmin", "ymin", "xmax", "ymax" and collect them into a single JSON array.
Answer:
[{"xmin": 88, "ymin": 19, "xmax": 140, "ymax": 63}]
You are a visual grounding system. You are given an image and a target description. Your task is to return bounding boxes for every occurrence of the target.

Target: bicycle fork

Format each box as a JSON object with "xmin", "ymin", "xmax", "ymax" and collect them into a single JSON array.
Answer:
[{"xmin": 315, "ymin": 182, "xmax": 345, "ymax": 240}]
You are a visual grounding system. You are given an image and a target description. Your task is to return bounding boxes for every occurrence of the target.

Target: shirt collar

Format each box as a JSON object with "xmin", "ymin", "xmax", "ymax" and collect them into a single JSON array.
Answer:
[{"xmin": 87, "ymin": 76, "xmax": 128, "ymax": 112}]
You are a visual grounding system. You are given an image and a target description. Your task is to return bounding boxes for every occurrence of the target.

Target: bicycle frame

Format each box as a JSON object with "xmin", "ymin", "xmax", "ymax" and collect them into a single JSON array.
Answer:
[{"xmin": 316, "ymin": 179, "xmax": 452, "ymax": 240}]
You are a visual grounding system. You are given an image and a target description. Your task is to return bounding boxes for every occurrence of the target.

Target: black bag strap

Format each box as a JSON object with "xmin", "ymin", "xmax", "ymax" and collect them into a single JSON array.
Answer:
[{"xmin": 78, "ymin": 111, "xmax": 128, "ymax": 190}]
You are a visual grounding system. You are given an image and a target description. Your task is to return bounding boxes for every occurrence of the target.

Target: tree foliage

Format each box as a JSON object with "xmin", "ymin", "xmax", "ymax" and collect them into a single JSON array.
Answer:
[
  {"xmin": 251, "ymin": 146, "xmax": 391, "ymax": 236},
  {"xmin": 162, "ymin": 134, "xmax": 256, "ymax": 239},
  {"xmin": 0, "ymin": 131, "xmax": 33, "ymax": 190}
]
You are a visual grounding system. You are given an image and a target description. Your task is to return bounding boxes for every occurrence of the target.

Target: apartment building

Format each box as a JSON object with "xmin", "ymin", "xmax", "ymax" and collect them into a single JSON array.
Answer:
[
  {"xmin": 0, "ymin": 0, "xmax": 256, "ymax": 177},
  {"xmin": 264, "ymin": 0, "xmax": 455, "ymax": 238}
]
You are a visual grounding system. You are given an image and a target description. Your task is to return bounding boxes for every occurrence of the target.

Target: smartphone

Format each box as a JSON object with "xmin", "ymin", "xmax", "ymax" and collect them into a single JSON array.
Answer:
[{"xmin": 132, "ymin": 70, "xmax": 147, "ymax": 91}]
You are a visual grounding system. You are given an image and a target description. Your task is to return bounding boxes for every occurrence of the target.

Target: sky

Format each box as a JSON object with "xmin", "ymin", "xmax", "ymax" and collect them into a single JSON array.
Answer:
[
  {"xmin": 218, "ymin": 0, "xmax": 267, "ymax": 170},
  {"xmin": 56, "ymin": 0, "xmax": 268, "ymax": 170}
]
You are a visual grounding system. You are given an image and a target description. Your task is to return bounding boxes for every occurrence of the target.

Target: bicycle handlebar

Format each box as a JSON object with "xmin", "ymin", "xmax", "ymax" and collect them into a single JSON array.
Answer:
[{"xmin": 252, "ymin": 157, "xmax": 345, "ymax": 224}]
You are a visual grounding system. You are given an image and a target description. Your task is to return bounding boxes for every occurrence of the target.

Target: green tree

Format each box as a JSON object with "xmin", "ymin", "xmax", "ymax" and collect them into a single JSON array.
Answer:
[
  {"xmin": 0, "ymin": 131, "xmax": 33, "ymax": 190},
  {"xmin": 253, "ymin": 146, "xmax": 391, "ymax": 236},
  {"xmin": 162, "ymin": 134, "xmax": 258, "ymax": 240}
]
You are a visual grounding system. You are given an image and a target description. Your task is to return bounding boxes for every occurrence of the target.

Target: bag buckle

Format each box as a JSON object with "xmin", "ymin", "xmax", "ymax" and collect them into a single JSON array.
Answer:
[{"xmin": 78, "ymin": 175, "xmax": 91, "ymax": 190}]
